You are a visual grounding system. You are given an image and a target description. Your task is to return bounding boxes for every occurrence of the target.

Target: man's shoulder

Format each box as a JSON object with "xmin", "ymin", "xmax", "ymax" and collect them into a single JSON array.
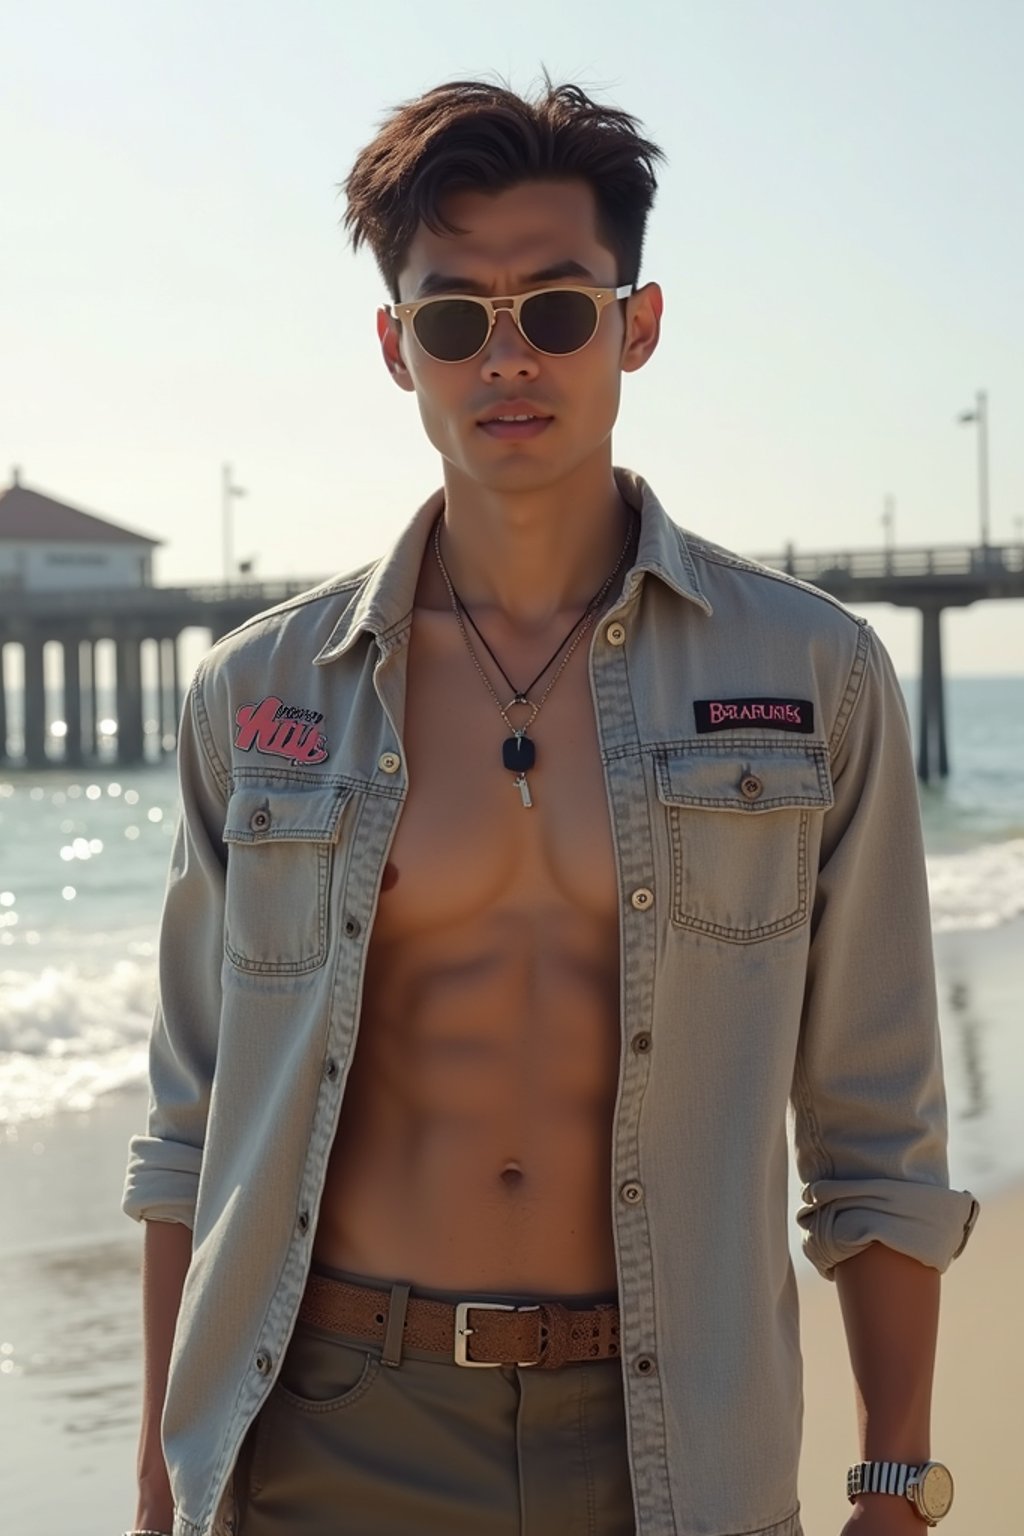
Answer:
[
  {"xmin": 662, "ymin": 522, "xmax": 877, "ymax": 743},
  {"xmin": 680, "ymin": 524, "xmax": 867, "ymax": 644},
  {"xmin": 197, "ymin": 556, "xmax": 381, "ymax": 674}
]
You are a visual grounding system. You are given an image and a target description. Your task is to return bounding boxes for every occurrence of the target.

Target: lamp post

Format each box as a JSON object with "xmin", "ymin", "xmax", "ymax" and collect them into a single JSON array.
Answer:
[
  {"xmin": 956, "ymin": 390, "xmax": 990, "ymax": 549},
  {"xmin": 222, "ymin": 463, "xmax": 248, "ymax": 583},
  {"xmin": 881, "ymin": 494, "xmax": 895, "ymax": 571}
]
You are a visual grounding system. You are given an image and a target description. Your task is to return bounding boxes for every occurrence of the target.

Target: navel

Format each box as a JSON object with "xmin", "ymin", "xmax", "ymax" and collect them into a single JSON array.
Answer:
[
  {"xmin": 380, "ymin": 861, "xmax": 399, "ymax": 892},
  {"xmin": 499, "ymin": 1161, "xmax": 524, "ymax": 1190}
]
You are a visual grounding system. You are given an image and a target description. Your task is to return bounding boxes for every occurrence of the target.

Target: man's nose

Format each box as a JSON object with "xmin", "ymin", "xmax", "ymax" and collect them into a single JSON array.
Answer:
[{"xmin": 481, "ymin": 308, "xmax": 537, "ymax": 372}]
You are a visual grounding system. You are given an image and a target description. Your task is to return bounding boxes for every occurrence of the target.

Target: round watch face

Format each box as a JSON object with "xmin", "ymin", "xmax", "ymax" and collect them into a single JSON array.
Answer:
[{"xmin": 917, "ymin": 1463, "xmax": 954, "ymax": 1518}]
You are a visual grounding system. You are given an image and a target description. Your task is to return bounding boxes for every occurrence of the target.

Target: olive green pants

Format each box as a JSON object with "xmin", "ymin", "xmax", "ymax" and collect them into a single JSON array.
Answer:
[{"xmin": 233, "ymin": 1264, "xmax": 636, "ymax": 1535}]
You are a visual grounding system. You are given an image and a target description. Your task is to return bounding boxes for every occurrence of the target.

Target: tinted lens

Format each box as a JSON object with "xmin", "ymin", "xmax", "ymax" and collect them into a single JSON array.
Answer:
[
  {"xmin": 520, "ymin": 290, "xmax": 598, "ymax": 354},
  {"xmin": 413, "ymin": 299, "xmax": 490, "ymax": 362}
]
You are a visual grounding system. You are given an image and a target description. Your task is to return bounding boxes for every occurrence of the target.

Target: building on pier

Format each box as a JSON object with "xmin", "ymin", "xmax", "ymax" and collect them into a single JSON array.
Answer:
[
  {"xmin": 0, "ymin": 471, "xmax": 324, "ymax": 770},
  {"xmin": 0, "ymin": 471, "xmax": 166, "ymax": 768},
  {"xmin": 0, "ymin": 469, "xmax": 160, "ymax": 592}
]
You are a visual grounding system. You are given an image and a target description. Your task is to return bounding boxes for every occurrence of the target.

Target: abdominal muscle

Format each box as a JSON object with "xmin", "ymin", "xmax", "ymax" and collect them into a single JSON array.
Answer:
[{"xmin": 312, "ymin": 904, "xmax": 622, "ymax": 1295}]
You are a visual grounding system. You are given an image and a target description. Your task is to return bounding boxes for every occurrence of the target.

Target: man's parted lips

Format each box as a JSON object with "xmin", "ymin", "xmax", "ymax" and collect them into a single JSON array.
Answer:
[{"xmin": 476, "ymin": 398, "xmax": 555, "ymax": 424}]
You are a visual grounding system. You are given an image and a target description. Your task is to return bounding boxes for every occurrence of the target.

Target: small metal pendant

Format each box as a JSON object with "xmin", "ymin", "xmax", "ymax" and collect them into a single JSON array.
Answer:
[
  {"xmin": 502, "ymin": 730, "xmax": 536, "ymax": 773},
  {"xmin": 514, "ymin": 773, "xmax": 533, "ymax": 808}
]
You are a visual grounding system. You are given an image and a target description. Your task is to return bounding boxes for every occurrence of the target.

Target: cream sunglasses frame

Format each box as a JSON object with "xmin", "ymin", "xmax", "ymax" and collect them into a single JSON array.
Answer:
[{"xmin": 385, "ymin": 283, "xmax": 635, "ymax": 363}]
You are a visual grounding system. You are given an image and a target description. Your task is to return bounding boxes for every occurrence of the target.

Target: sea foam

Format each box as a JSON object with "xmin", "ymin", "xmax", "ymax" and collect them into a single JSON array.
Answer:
[
  {"xmin": 926, "ymin": 837, "xmax": 1024, "ymax": 933},
  {"xmin": 0, "ymin": 960, "xmax": 153, "ymax": 1125}
]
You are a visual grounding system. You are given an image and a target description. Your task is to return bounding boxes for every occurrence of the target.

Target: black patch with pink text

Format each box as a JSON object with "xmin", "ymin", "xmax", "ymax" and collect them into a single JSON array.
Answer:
[
  {"xmin": 233, "ymin": 696, "xmax": 329, "ymax": 764},
  {"xmin": 694, "ymin": 697, "xmax": 814, "ymax": 734}
]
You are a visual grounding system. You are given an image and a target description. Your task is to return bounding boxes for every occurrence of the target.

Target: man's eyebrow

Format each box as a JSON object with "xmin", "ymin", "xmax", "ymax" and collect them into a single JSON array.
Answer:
[{"xmin": 413, "ymin": 259, "xmax": 598, "ymax": 299}]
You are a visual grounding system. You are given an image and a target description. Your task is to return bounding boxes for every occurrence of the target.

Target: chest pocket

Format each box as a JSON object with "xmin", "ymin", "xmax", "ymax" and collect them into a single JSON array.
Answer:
[
  {"xmin": 222, "ymin": 784, "xmax": 354, "ymax": 975},
  {"xmin": 654, "ymin": 745, "xmax": 834, "ymax": 944}
]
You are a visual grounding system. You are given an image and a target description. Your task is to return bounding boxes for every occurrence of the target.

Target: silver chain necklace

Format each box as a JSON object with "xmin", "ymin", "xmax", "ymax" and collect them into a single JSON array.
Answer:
[{"xmin": 432, "ymin": 509, "xmax": 636, "ymax": 808}]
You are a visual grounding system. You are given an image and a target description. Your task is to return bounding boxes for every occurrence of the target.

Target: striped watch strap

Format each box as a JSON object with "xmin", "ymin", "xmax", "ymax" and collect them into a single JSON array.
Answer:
[{"xmin": 846, "ymin": 1461, "xmax": 918, "ymax": 1500}]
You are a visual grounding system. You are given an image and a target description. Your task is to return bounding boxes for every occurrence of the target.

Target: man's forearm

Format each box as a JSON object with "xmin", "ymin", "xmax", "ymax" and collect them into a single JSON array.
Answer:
[
  {"xmin": 835, "ymin": 1240, "xmax": 939, "ymax": 1463},
  {"xmin": 134, "ymin": 1216, "xmax": 194, "ymax": 1528}
]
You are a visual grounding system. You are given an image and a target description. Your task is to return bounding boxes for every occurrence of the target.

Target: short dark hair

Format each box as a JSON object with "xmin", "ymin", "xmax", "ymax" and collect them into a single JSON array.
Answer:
[{"xmin": 341, "ymin": 70, "xmax": 666, "ymax": 300}]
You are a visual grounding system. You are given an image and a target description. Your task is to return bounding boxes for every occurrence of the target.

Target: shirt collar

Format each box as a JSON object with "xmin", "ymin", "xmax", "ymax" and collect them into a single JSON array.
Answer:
[{"xmin": 313, "ymin": 465, "xmax": 711, "ymax": 666}]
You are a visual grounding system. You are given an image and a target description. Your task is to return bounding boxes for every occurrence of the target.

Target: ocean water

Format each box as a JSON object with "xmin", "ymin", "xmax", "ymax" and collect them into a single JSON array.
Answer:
[{"xmin": 0, "ymin": 676, "xmax": 1022, "ymax": 1191}]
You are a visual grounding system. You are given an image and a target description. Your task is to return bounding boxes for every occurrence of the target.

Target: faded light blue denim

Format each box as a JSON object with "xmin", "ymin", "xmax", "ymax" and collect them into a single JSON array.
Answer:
[{"xmin": 122, "ymin": 467, "xmax": 979, "ymax": 1536}]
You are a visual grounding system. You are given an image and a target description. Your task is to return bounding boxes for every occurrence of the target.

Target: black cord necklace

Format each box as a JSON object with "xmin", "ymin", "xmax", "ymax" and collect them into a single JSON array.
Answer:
[
  {"xmin": 458, "ymin": 587, "xmax": 598, "ymax": 703},
  {"xmin": 432, "ymin": 510, "xmax": 636, "ymax": 808}
]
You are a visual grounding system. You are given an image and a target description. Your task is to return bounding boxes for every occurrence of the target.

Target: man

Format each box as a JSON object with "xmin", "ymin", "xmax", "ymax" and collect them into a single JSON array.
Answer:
[{"xmin": 122, "ymin": 74, "xmax": 978, "ymax": 1536}]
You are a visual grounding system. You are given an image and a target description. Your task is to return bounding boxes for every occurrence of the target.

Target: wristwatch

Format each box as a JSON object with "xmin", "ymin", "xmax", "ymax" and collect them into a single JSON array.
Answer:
[{"xmin": 846, "ymin": 1461, "xmax": 954, "ymax": 1525}]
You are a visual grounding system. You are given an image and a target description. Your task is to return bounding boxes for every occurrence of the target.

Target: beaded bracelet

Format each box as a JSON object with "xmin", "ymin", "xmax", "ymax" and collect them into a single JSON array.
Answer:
[{"xmin": 123, "ymin": 1528, "xmax": 173, "ymax": 1535}]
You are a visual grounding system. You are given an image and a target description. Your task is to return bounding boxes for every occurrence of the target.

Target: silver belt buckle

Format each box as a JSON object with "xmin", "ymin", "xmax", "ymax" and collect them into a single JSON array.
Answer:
[{"xmin": 453, "ymin": 1300, "xmax": 541, "ymax": 1367}]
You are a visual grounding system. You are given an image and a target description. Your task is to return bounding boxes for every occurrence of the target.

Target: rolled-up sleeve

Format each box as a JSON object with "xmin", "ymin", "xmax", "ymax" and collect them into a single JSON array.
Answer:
[
  {"xmin": 793, "ymin": 622, "xmax": 979, "ymax": 1279},
  {"xmin": 121, "ymin": 666, "xmax": 228, "ymax": 1228}
]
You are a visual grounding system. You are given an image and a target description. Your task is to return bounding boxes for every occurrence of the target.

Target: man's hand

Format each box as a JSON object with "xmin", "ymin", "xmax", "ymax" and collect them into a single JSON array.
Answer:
[{"xmin": 840, "ymin": 1493, "xmax": 926, "ymax": 1532}]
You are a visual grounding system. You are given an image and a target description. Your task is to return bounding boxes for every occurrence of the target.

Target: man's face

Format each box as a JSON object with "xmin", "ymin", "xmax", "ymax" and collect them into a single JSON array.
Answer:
[{"xmin": 378, "ymin": 179, "xmax": 661, "ymax": 492}]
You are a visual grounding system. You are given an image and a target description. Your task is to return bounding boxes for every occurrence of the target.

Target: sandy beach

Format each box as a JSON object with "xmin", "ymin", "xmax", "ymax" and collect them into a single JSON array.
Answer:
[{"xmin": 0, "ymin": 1083, "xmax": 1015, "ymax": 1534}]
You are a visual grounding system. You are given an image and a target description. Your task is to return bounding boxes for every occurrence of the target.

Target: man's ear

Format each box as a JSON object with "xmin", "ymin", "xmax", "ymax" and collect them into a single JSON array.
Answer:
[
  {"xmin": 386, "ymin": 344, "xmax": 414, "ymax": 390},
  {"xmin": 388, "ymin": 348, "xmax": 416, "ymax": 394},
  {"xmin": 620, "ymin": 282, "xmax": 662, "ymax": 375},
  {"xmin": 377, "ymin": 306, "xmax": 415, "ymax": 391}
]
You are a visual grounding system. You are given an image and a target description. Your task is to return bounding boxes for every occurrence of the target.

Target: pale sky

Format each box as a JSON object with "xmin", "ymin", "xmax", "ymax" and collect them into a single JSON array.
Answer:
[{"xmin": 3, "ymin": 0, "xmax": 1022, "ymax": 675}]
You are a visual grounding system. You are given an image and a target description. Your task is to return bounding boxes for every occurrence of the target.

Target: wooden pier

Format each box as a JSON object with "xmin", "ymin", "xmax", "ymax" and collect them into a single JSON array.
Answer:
[{"xmin": 1, "ymin": 543, "xmax": 1021, "ymax": 779}]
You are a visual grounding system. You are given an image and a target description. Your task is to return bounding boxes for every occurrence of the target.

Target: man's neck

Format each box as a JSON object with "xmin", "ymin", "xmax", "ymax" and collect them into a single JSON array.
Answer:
[{"xmin": 425, "ymin": 454, "xmax": 636, "ymax": 633}]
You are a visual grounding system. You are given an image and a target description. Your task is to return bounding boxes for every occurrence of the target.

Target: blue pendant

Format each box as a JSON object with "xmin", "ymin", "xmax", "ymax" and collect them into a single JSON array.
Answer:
[{"xmin": 502, "ymin": 732, "xmax": 536, "ymax": 772}]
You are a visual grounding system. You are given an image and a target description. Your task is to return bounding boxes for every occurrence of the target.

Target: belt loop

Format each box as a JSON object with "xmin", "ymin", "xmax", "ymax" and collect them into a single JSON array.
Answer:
[{"xmin": 381, "ymin": 1281, "xmax": 411, "ymax": 1368}]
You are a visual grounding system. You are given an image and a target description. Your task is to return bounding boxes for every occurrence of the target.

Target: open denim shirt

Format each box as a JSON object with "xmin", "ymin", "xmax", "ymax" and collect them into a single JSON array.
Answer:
[{"xmin": 123, "ymin": 467, "xmax": 978, "ymax": 1536}]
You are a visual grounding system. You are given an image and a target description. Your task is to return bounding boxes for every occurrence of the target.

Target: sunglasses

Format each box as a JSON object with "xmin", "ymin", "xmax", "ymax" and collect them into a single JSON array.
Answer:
[{"xmin": 386, "ymin": 283, "xmax": 634, "ymax": 364}]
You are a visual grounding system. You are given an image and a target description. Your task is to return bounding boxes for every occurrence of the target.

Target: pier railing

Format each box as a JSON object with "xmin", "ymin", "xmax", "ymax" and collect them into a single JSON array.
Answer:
[
  {"xmin": 750, "ymin": 542, "xmax": 1024, "ymax": 582},
  {"xmin": 0, "ymin": 575, "xmax": 323, "ymax": 618}
]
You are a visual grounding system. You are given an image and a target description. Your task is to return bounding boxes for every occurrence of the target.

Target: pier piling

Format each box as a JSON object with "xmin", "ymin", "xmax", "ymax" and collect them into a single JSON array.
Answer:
[
  {"xmin": 917, "ymin": 605, "xmax": 950, "ymax": 782},
  {"xmin": 23, "ymin": 634, "xmax": 47, "ymax": 769}
]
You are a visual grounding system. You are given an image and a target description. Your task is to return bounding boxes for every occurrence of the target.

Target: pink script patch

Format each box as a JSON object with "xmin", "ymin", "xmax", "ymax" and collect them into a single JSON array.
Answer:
[{"xmin": 233, "ymin": 696, "xmax": 329, "ymax": 764}]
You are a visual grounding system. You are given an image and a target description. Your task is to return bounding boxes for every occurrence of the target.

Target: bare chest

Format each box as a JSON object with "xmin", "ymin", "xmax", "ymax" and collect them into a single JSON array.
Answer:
[{"xmin": 372, "ymin": 610, "xmax": 619, "ymax": 939}]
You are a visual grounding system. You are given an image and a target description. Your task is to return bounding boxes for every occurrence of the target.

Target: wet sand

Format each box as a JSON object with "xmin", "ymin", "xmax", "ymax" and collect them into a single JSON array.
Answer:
[{"xmin": 0, "ymin": 1090, "xmax": 146, "ymax": 1533}]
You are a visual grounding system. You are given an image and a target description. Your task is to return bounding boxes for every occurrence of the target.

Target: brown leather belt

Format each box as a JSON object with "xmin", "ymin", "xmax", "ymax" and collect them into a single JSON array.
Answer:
[{"xmin": 298, "ymin": 1272, "xmax": 621, "ymax": 1370}]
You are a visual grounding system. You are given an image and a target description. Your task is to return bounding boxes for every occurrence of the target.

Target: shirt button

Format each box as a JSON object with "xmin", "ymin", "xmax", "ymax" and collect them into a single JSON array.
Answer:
[
  {"xmin": 630, "ymin": 887, "xmax": 654, "ymax": 911},
  {"xmin": 378, "ymin": 752, "xmax": 401, "ymax": 774},
  {"xmin": 739, "ymin": 774, "xmax": 763, "ymax": 800},
  {"xmin": 343, "ymin": 916, "xmax": 361, "ymax": 938},
  {"xmin": 324, "ymin": 1057, "xmax": 339, "ymax": 1081},
  {"xmin": 255, "ymin": 1350, "xmax": 273, "ymax": 1374},
  {"xmin": 631, "ymin": 1032, "xmax": 652, "ymax": 1054},
  {"xmin": 620, "ymin": 1180, "xmax": 644, "ymax": 1204},
  {"xmin": 605, "ymin": 622, "xmax": 627, "ymax": 646},
  {"xmin": 634, "ymin": 1354, "xmax": 657, "ymax": 1376},
  {"xmin": 249, "ymin": 808, "xmax": 271, "ymax": 833},
  {"xmin": 297, "ymin": 1210, "xmax": 310, "ymax": 1234}
]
